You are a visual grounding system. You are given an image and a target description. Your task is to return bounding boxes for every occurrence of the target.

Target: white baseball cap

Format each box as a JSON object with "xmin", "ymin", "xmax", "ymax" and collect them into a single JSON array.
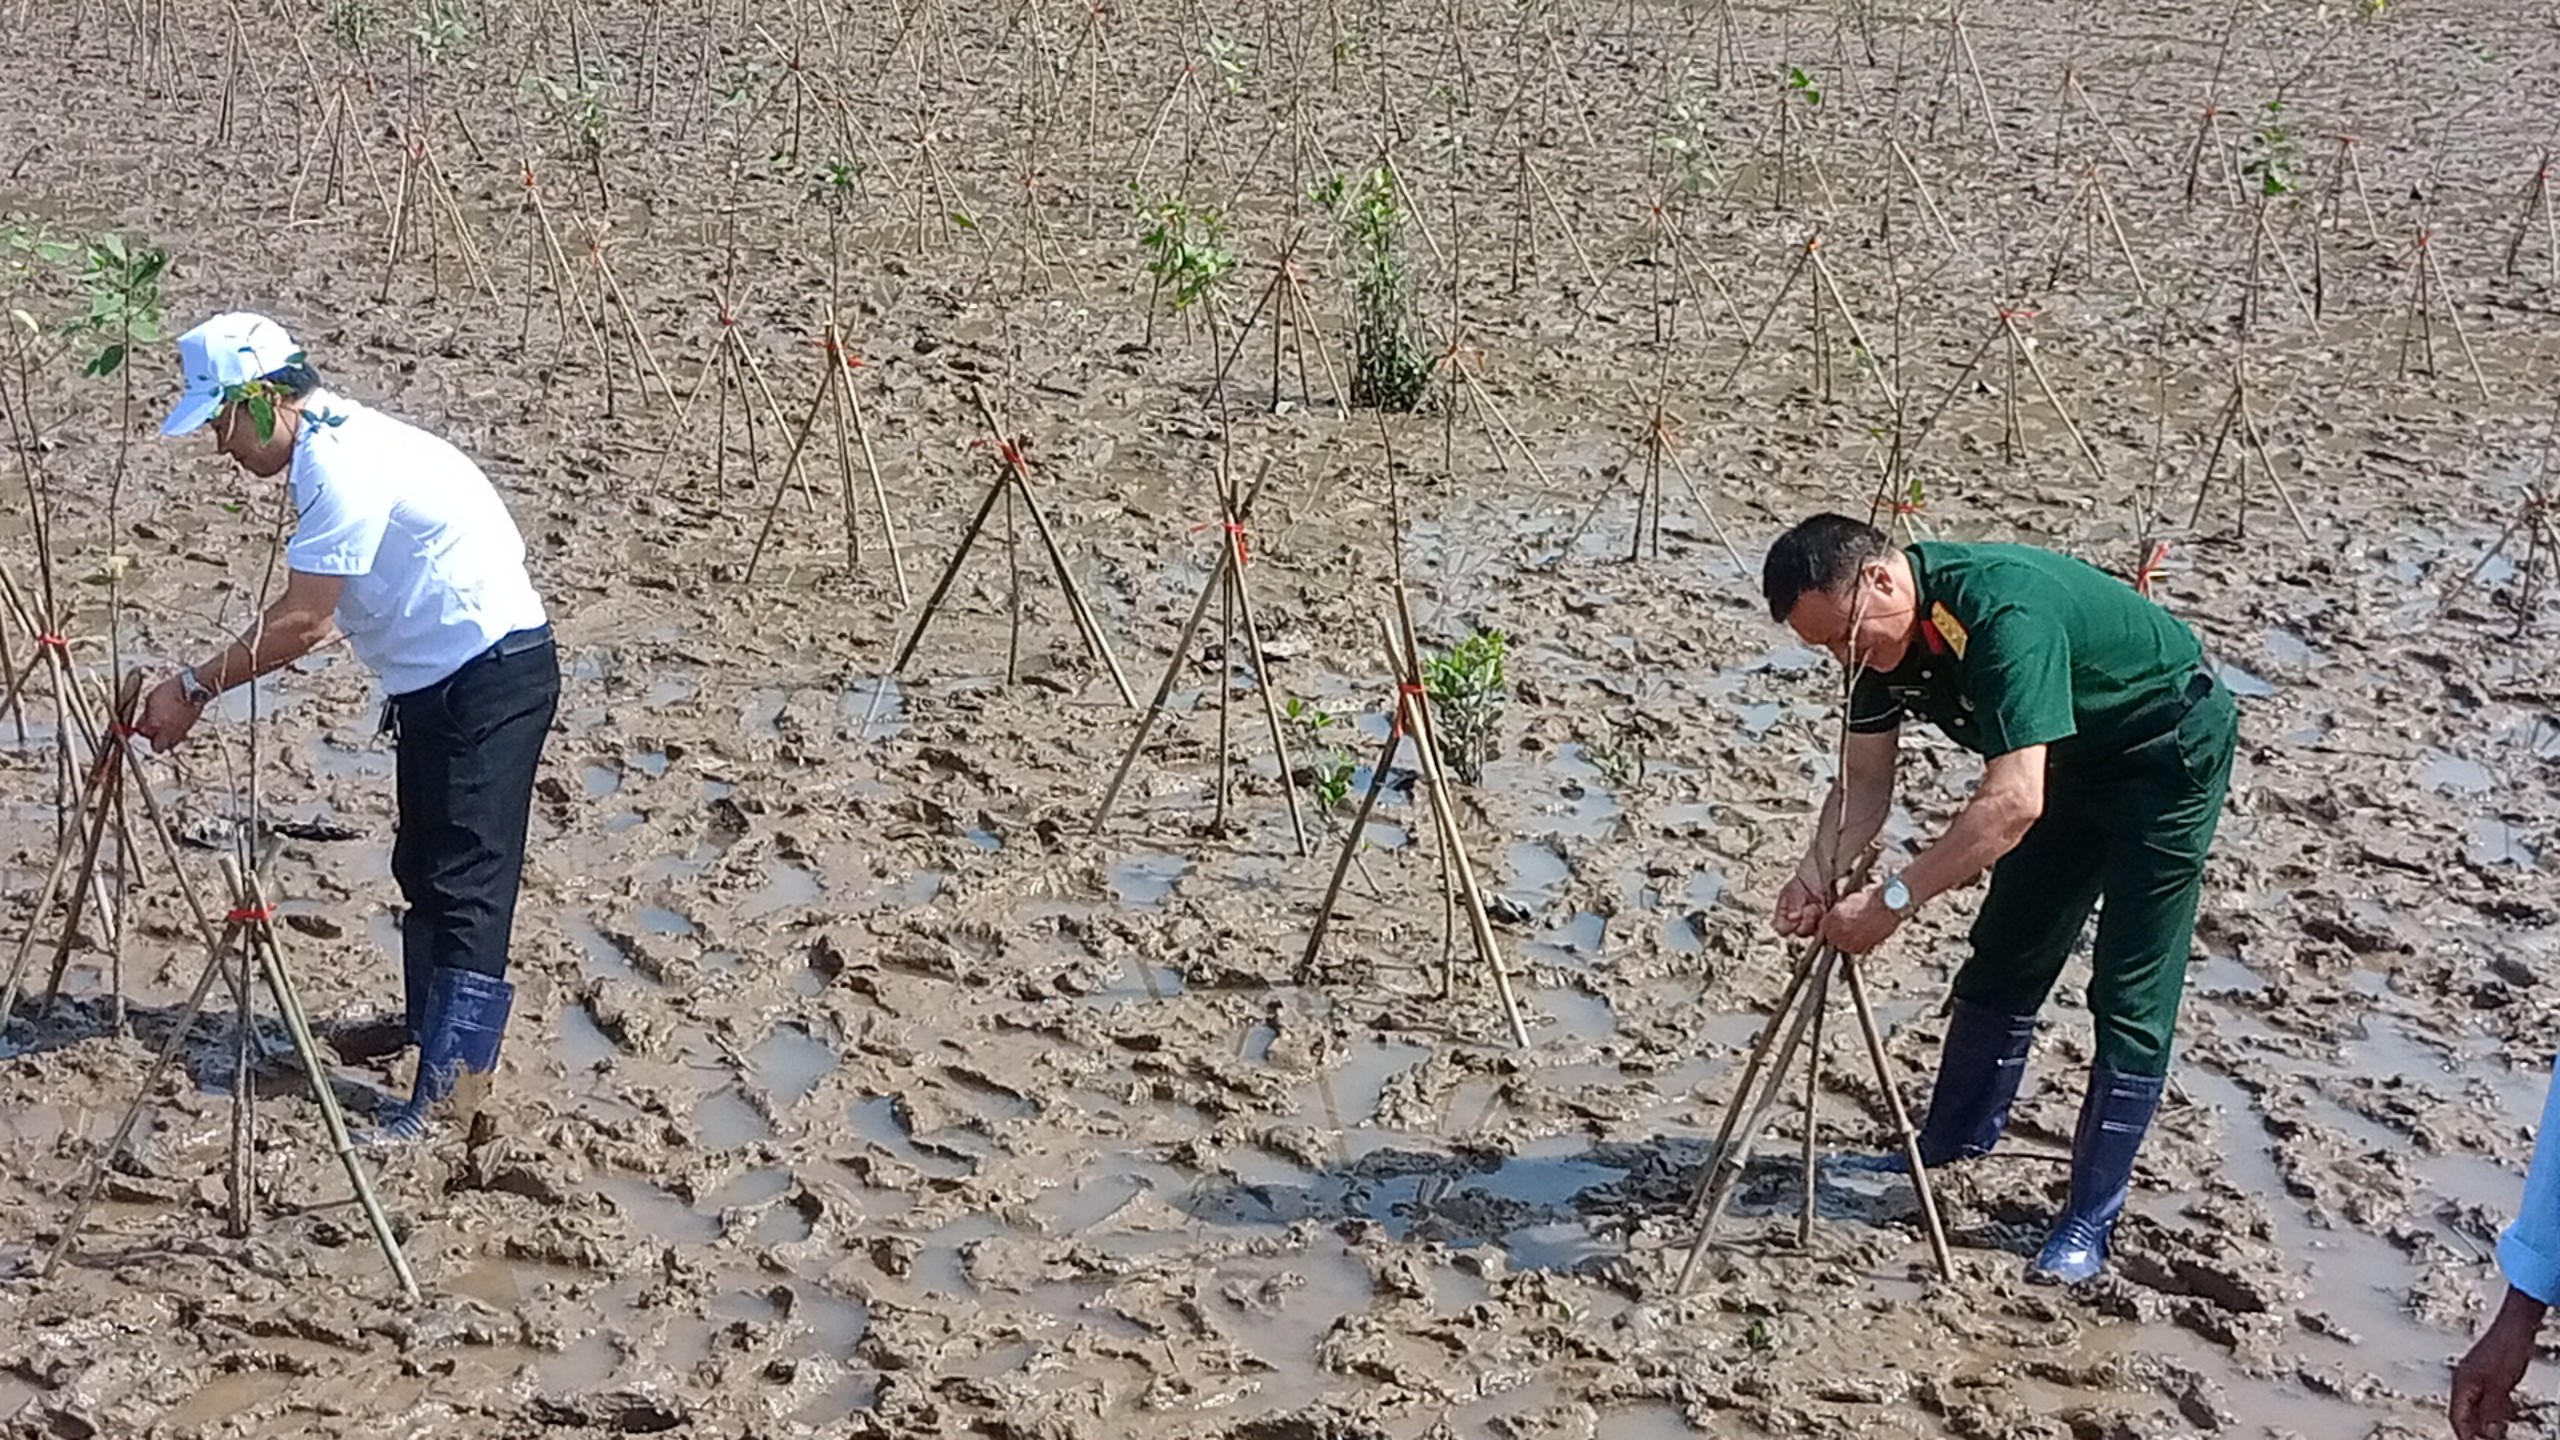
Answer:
[{"xmin": 161, "ymin": 312, "xmax": 303, "ymax": 437}]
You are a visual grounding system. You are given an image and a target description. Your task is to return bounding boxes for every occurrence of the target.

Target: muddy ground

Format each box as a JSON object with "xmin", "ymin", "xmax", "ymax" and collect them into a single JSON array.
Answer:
[{"xmin": 2, "ymin": 0, "xmax": 2558, "ymax": 1435}]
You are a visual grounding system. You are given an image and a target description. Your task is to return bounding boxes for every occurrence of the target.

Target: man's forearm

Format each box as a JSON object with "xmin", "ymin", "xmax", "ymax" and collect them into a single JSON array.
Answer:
[
  {"xmin": 1900, "ymin": 787, "xmax": 2036, "ymax": 904},
  {"xmin": 195, "ymin": 609, "xmax": 332, "ymax": 695},
  {"xmin": 1802, "ymin": 777, "xmax": 1893, "ymax": 891},
  {"xmin": 2496, "ymin": 1284, "xmax": 2551, "ymax": 1335}
]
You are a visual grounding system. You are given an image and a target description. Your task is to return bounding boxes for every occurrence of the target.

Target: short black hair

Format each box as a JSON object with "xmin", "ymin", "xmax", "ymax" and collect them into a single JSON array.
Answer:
[
  {"xmin": 264, "ymin": 359, "xmax": 323, "ymax": 398},
  {"xmin": 1762, "ymin": 512, "xmax": 1892, "ymax": 620}
]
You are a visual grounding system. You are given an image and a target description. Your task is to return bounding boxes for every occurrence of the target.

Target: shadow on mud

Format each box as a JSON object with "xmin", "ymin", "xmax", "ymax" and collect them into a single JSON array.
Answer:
[
  {"xmin": 0, "ymin": 989, "xmax": 395, "ymax": 1115},
  {"xmin": 1170, "ymin": 1134, "xmax": 1997, "ymax": 1278}
]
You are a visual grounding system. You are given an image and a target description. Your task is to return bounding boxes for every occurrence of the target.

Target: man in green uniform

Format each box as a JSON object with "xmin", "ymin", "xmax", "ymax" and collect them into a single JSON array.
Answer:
[{"xmin": 1760, "ymin": 513, "xmax": 2237, "ymax": 1282}]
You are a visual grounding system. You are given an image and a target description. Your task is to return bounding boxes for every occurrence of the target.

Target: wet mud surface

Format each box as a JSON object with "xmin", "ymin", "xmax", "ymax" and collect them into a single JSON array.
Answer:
[{"xmin": 3, "ymin": 0, "xmax": 2560, "ymax": 1435}]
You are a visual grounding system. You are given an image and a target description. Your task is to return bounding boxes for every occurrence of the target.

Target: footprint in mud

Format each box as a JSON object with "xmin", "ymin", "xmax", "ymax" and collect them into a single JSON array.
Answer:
[{"xmin": 748, "ymin": 1023, "xmax": 840, "ymax": 1107}]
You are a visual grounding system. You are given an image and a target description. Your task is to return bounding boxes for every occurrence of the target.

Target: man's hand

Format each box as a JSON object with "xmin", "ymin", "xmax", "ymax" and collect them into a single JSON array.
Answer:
[
  {"xmin": 135, "ymin": 675, "xmax": 205, "ymax": 750},
  {"xmin": 1819, "ymin": 884, "xmax": 1902, "ymax": 955},
  {"xmin": 1775, "ymin": 873, "xmax": 1829, "ymax": 938},
  {"xmin": 2453, "ymin": 1288, "xmax": 2547, "ymax": 1440}
]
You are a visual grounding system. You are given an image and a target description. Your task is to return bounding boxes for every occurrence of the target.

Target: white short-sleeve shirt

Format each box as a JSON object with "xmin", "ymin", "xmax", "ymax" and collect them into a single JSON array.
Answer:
[{"xmin": 285, "ymin": 391, "xmax": 548, "ymax": 696}]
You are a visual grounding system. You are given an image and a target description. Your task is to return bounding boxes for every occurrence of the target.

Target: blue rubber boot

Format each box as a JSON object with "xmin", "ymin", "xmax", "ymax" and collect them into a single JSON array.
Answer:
[
  {"xmin": 369, "ymin": 968, "xmax": 514, "ymax": 1145},
  {"xmin": 1835, "ymin": 999, "xmax": 2039, "ymax": 1173},
  {"xmin": 2030, "ymin": 1067, "xmax": 2165, "ymax": 1283},
  {"xmin": 401, "ymin": 911, "xmax": 434, "ymax": 1050}
]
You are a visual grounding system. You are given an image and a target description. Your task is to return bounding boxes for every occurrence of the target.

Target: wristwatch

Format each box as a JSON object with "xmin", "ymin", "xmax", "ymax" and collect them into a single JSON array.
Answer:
[
  {"xmin": 1880, "ymin": 873, "xmax": 1915, "ymax": 916},
  {"xmin": 178, "ymin": 666, "xmax": 215, "ymax": 705}
]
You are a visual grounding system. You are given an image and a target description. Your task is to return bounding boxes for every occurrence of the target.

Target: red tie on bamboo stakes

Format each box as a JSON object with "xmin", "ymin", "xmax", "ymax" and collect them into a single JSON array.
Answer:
[
  {"xmin": 2135, "ymin": 540, "xmax": 2172, "ymax": 598},
  {"xmin": 1190, "ymin": 519, "xmax": 1250, "ymax": 566},
  {"xmin": 36, "ymin": 633, "xmax": 67, "ymax": 652},
  {"xmin": 971, "ymin": 433, "xmax": 1030, "ymax": 472},
  {"xmin": 227, "ymin": 904, "xmax": 275, "ymax": 925},
  {"xmin": 1385, "ymin": 681, "xmax": 1428, "ymax": 743},
  {"xmin": 808, "ymin": 334, "xmax": 864, "ymax": 369}
]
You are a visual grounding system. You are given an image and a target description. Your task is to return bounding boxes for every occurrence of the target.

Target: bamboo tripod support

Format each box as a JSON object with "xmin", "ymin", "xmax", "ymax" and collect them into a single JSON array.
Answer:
[
  {"xmin": 513, "ymin": 161, "xmax": 608, "ymax": 373},
  {"xmin": 0, "ymin": 670, "xmax": 149, "ymax": 1037},
  {"xmin": 2393, "ymin": 224, "xmax": 2495, "ymax": 403},
  {"xmin": 1716, "ymin": 235, "xmax": 1900, "ymax": 411},
  {"xmin": 2456, "ymin": 486, "xmax": 2558, "ymax": 634},
  {"xmin": 2505, "ymin": 153, "xmax": 2559, "ymax": 283},
  {"xmin": 884, "ymin": 388, "xmax": 1137, "ymax": 707},
  {"xmin": 1293, "ymin": 593, "xmax": 1533, "ymax": 1051},
  {"xmin": 2185, "ymin": 361, "xmax": 2315, "ymax": 543},
  {"xmin": 2447, "ymin": 395, "xmax": 2560, "ymax": 633},
  {"xmin": 1211, "ymin": 239, "xmax": 1348, "ymax": 415},
  {"xmin": 582, "ymin": 226, "xmax": 688, "ymax": 428},
  {"xmin": 2037, "ymin": 164, "xmax": 2152, "ymax": 305},
  {"xmin": 376, "ymin": 125, "xmax": 498, "ymax": 306},
  {"xmin": 1092, "ymin": 461, "xmax": 1309, "ymax": 855},
  {"xmin": 743, "ymin": 319, "xmax": 911, "ymax": 598},
  {"xmin": 653, "ymin": 281, "xmax": 822, "ymax": 515},
  {"xmin": 43, "ymin": 857, "xmax": 419, "ymax": 1302},
  {"xmin": 0, "ymin": 574, "xmax": 162, "ymax": 1038},
  {"xmin": 1672, "ymin": 896, "xmax": 1957, "ymax": 1292},
  {"xmin": 1558, "ymin": 377, "xmax": 1748, "ymax": 574}
]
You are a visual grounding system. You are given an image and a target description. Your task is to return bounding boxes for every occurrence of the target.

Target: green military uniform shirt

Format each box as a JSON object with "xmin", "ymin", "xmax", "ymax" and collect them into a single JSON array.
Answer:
[{"xmin": 1848, "ymin": 542, "xmax": 2204, "ymax": 770}]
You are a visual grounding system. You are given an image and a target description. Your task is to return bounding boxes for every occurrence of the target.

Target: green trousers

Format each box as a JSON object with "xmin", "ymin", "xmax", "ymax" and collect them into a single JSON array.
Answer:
[{"xmin": 1953, "ymin": 678, "xmax": 2238, "ymax": 1076}]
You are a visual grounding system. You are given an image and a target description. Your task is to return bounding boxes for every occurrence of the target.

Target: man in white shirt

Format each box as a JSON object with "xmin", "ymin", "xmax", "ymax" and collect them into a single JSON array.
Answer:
[
  {"xmin": 2452, "ymin": 1056, "xmax": 2560, "ymax": 1437},
  {"xmin": 136, "ymin": 312, "xmax": 556, "ymax": 1144}
]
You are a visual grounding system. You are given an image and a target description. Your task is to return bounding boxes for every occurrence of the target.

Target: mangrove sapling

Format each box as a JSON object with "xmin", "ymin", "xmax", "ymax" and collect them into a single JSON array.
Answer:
[
  {"xmin": 527, "ymin": 71, "xmax": 614, "ymax": 211},
  {"xmin": 1770, "ymin": 63, "xmax": 1821, "ymax": 211},
  {"xmin": 1136, "ymin": 195, "xmax": 1236, "ymax": 350},
  {"xmin": 2232, "ymin": 99, "xmax": 2321, "ymax": 338},
  {"xmin": 1420, "ymin": 628, "xmax": 1505, "ymax": 786},
  {"xmin": 408, "ymin": 0, "xmax": 469, "ymax": 66},
  {"xmin": 1580, "ymin": 714, "xmax": 1648, "ymax": 794},
  {"xmin": 330, "ymin": 0, "xmax": 374, "ymax": 56},
  {"xmin": 1282, "ymin": 697, "xmax": 1358, "ymax": 819},
  {"xmin": 48, "ymin": 235, "xmax": 164, "ymax": 675},
  {"xmin": 1314, "ymin": 168, "xmax": 1430, "ymax": 412},
  {"xmin": 59, "ymin": 235, "xmax": 165, "ymax": 1012}
]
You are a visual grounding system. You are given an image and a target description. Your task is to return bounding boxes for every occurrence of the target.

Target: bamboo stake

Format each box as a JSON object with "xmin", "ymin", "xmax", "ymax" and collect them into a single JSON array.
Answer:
[
  {"xmin": 888, "ymin": 391, "xmax": 1137, "ymax": 705},
  {"xmin": 1383, "ymin": 604, "xmax": 1531, "ymax": 1050}
]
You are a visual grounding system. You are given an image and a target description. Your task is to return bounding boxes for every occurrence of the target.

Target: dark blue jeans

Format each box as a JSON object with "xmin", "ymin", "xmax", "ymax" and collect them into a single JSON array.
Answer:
[{"xmin": 389, "ymin": 627, "xmax": 558, "ymax": 991}]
